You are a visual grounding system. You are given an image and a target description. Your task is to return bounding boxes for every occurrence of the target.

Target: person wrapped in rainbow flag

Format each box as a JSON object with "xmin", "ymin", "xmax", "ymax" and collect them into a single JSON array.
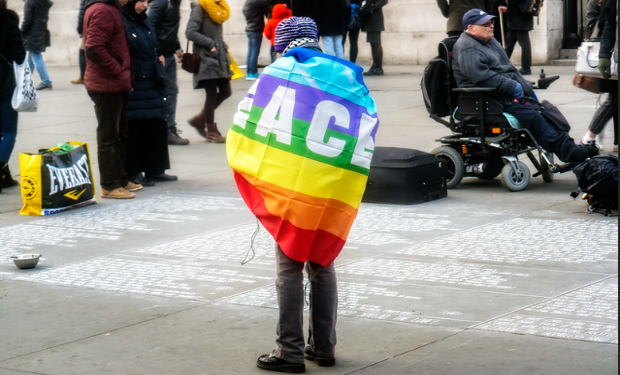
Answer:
[{"xmin": 226, "ymin": 16, "xmax": 379, "ymax": 374}]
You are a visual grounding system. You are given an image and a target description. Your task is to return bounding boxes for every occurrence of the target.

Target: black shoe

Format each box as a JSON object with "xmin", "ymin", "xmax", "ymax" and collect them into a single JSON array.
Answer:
[
  {"xmin": 569, "ymin": 145, "xmax": 599, "ymax": 163},
  {"xmin": 257, "ymin": 352, "xmax": 305, "ymax": 373},
  {"xmin": 36, "ymin": 82, "xmax": 53, "ymax": 90},
  {"xmin": 519, "ymin": 68, "xmax": 532, "ymax": 75},
  {"xmin": 303, "ymin": 346, "xmax": 335, "ymax": 367},
  {"xmin": 1, "ymin": 162, "xmax": 19, "ymax": 189},
  {"xmin": 167, "ymin": 128, "xmax": 189, "ymax": 145},
  {"xmin": 363, "ymin": 67, "xmax": 384, "ymax": 76},
  {"xmin": 130, "ymin": 174, "xmax": 155, "ymax": 187},
  {"xmin": 145, "ymin": 173, "xmax": 178, "ymax": 182}
]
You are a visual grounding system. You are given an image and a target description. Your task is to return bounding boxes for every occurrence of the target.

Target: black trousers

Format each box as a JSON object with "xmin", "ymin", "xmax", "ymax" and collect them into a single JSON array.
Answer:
[
  {"xmin": 87, "ymin": 91, "xmax": 129, "ymax": 190},
  {"xmin": 125, "ymin": 118, "xmax": 170, "ymax": 177},
  {"xmin": 505, "ymin": 30, "xmax": 532, "ymax": 69}
]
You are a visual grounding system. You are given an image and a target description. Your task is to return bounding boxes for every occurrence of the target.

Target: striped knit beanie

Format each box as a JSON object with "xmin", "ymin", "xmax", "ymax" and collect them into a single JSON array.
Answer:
[{"xmin": 274, "ymin": 16, "xmax": 319, "ymax": 53}]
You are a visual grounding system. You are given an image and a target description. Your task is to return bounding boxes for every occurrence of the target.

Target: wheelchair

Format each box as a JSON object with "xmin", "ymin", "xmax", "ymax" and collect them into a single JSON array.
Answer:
[{"xmin": 423, "ymin": 37, "xmax": 569, "ymax": 192}]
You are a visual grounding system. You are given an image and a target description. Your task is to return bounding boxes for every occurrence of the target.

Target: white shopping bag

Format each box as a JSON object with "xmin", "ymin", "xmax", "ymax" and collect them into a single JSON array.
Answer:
[{"xmin": 11, "ymin": 54, "xmax": 38, "ymax": 112}]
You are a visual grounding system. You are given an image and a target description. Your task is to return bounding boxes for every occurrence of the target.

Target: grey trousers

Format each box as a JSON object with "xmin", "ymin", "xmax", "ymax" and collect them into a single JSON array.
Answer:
[
  {"xmin": 163, "ymin": 55, "xmax": 179, "ymax": 131},
  {"xmin": 274, "ymin": 245, "xmax": 338, "ymax": 364}
]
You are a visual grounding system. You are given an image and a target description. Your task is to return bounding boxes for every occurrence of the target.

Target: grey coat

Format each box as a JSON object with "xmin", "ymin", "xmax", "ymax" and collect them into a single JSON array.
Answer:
[
  {"xmin": 185, "ymin": 3, "xmax": 232, "ymax": 89},
  {"xmin": 452, "ymin": 32, "xmax": 533, "ymax": 104}
]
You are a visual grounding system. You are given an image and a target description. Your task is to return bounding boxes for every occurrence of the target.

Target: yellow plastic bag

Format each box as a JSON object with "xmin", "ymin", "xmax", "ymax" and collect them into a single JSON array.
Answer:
[
  {"xmin": 229, "ymin": 52, "xmax": 244, "ymax": 80},
  {"xmin": 20, "ymin": 141, "xmax": 97, "ymax": 215}
]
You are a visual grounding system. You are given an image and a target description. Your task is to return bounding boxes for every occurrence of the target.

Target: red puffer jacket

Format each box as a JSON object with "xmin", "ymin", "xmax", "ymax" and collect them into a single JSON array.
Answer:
[{"xmin": 83, "ymin": 0, "xmax": 132, "ymax": 93}]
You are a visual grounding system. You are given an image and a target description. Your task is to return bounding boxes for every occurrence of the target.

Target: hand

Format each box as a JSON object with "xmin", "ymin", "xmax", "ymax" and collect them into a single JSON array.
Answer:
[
  {"xmin": 211, "ymin": 46, "xmax": 217, "ymax": 52},
  {"xmin": 175, "ymin": 49, "xmax": 183, "ymax": 62},
  {"xmin": 159, "ymin": 55, "xmax": 165, "ymax": 66},
  {"xmin": 498, "ymin": 6, "xmax": 507, "ymax": 13},
  {"xmin": 598, "ymin": 57, "xmax": 611, "ymax": 79}
]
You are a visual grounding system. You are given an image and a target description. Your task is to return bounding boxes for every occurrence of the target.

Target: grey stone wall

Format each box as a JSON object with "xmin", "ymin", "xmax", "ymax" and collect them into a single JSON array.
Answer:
[{"xmin": 7, "ymin": 0, "xmax": 566, "ymax": 67}]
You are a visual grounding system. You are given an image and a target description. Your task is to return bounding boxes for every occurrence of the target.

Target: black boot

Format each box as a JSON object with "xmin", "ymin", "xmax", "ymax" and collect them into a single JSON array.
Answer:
[{"xmin": 1, "ymin": 162, "xmax": 19, "ymax": 189}]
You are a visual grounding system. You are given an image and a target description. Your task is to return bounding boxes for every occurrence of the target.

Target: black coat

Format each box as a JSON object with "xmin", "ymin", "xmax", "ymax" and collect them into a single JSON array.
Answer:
[
  {"xmin": 243, "ymin": 0, "xmax": 272, "ymax": 33},
  {"xmin": 21, "ymin": 0, "xmax": 53, "ymax": 53},
  {"xmin": 0, "ymin": 9, "xmax": 26, "ymax": 98},
  {"xmin": 315, "ymin": 0, "xmax": 348, "ymax": 37},
  {"xmin": 503, "ymin": 0, "xmax": 534, "ymax": 31},
  {"xmin": 121, "ymin": 9, "xmax": 169, "ymax": 121},
  {"xmin": 147, "ymin": 0, "xmax": 182, "ymax": 57},
  {"xmin": 360, "ymin": 0, "xmax": 387, "ymax": 33}
]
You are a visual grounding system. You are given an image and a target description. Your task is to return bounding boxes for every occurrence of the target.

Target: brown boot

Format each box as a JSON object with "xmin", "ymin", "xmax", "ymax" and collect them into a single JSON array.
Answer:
[
  {"xmin": 206, "ymin": 123, "xmax": 226, "ymax": 143},
  {"xmin": 187, "ymin": 110, "xmax": 207, "ymax": 138}
]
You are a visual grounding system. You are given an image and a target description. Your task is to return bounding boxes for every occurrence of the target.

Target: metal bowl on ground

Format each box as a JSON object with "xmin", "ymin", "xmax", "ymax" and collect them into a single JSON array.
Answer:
[{"xmin": 11, "ymin": 254, "xmax": 42, "ymax": 269}]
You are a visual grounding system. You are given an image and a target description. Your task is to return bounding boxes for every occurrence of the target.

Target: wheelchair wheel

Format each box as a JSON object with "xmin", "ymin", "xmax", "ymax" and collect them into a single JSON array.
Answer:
[
  {"xmin": 500, "ymin": 161, "xmax": 531, "ymax": 192},
  {"xmin": 432, "ymin": 146, "xmax": 464, "ymax": 189},
  {"xmin": 541, "ymin": 153, "xmax": 554, "ymax": 183}
]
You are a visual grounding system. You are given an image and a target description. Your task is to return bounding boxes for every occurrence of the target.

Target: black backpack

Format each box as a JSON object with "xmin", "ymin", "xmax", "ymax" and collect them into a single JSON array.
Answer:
[
  {"xmin": 571, "ymin": 154, "xmax": 618, "ymax": 215},
  {"xmin": 421, "ymin": 37, "xmax": 459, "ymax": 118}
]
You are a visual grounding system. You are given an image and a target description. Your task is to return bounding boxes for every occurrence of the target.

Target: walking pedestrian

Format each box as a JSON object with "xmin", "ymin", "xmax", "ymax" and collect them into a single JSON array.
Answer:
[
  {"xmin": 83, "ymin": 0, "xmax": 143, "ymax": 199},
  {"xmin": 185, "ymin": 0, "xmax": 232, "ymax": 143},
  {"xmin": 21, "ymin": 0, "xmax": 54, "ymax": 90},
  {"xmin": 0, "ymin": 0, "xmax": 26, "ymax": 192}
]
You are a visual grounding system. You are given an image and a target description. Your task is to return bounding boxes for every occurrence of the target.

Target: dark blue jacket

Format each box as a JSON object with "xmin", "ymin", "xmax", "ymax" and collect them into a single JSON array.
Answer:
[{"xmin": 122, "ymin": 8, "xmax": 170, "ymax": 121}]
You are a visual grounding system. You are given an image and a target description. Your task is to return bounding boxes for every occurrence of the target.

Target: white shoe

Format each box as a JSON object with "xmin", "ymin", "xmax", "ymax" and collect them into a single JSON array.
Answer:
[{"xmin": 613, "ymin": 144, "xmax": 618, "ymax": 152}]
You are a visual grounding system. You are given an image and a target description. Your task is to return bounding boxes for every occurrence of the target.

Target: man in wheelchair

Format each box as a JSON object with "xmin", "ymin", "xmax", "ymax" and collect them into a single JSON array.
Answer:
[{"xmin": 451, "ymin": 9, "xmax": 599, "ymax": 164}]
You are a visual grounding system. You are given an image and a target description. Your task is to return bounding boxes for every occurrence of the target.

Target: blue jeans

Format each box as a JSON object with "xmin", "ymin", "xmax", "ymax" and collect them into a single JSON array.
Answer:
[
  {"xmin": 322, "ymin": 35, "xmax": 344, "ymax": 59},
  {"xmin": 164, "ymin": 55, "xmax": 179, "ymax": 131},
  {"xmin": 274, "ymin": 245, "xmax": 338, "ymax": 363},
  {"xmin": 246, "ymin": 31, "xmax": 263, "ymax": 76},
  {"xmin": 504, "ymin": 101, "xmax": 579, "ymax": 162},
  {"xmin": 28, "ymin": 52, "xmax": 52, "ymax": 85},
  {"xmin": 0, "ymin": 96, "xmax": 18, "ymax": 163}
]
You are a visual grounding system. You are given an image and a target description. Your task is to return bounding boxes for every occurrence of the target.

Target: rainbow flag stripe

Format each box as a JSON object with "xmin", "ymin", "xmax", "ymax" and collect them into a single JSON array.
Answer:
[{"xmin": 227, "ymin": 48, "xmax": 378, "ymax": 267}]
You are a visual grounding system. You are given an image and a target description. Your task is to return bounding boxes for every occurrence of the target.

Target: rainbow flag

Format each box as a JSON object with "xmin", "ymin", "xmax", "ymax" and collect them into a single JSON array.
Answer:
[{"xmin": 226, "ymin": 48, "xmax": 379, "ymax": 267}]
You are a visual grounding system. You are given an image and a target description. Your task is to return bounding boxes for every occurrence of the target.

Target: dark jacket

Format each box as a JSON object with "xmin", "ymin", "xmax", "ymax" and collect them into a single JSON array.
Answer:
[
  {"xmin": 243, "ymin": 0, "xmax": 272, "ymax": 33},
  {"xmin": 186, "ymin": 2, "xmax": 233, "ymax": 88},
  {"xmin": 436, "ymin": 0, "xmax": 495, "ymax": 34},
  {"xmin": 0, "ymin": 9, "xmax": 27, "ymax": 98},
  {"xmin": 315, "ymin": 0, "xmax": 348, "ymax": 37},
  {"xmin": 83, "ymin": 0, "xmax": 132, "ymax": 93},
  {"xmin": 77, "ymin": 0, "xmax": 87, "ymax": 36},
  {"xmin": 452, "ymin": 32, "xmax": 534, "ymax": 104},
  {"xmin": 21, "ymin": 0, "xmax": 53, "ymax": 53},
  {"xmin": 121, "ymin": 5, "xmax": 169, "ymax": 121},
  {"xmin": 147, "ymin": 0, "xmax": 182, "ymax": 57},
  {"xmin": 360, "ymin": 0, "xmax": 387, "ymax": 33},
  {"xmin": 503, "ymin": 0, "xmax": 534, "ymax": 31},
  {"xmin": 599, "ymin": 0, "xmax": 617, "ymax": 63}
]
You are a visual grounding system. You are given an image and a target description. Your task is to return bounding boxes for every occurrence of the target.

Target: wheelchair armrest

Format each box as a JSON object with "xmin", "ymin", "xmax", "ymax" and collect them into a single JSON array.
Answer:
[{"xmin": 452, "ymin": 87, "xmax": 497, "ymax": 94}]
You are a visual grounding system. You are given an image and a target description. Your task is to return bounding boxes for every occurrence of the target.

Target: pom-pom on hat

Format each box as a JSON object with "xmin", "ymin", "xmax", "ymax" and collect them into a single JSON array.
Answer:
[{"xmin": 274, "ymin": 16, "xmax": 319, "ymax": 53}]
